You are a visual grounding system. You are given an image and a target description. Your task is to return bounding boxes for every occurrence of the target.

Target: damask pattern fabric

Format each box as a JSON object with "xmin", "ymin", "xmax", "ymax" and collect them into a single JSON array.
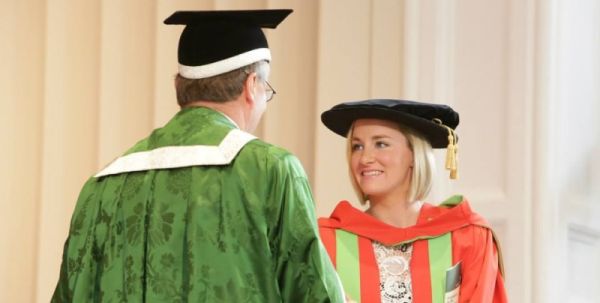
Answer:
[{"xmin": 52, "ymin": 107, "xmax": 344, "ymax": 303}]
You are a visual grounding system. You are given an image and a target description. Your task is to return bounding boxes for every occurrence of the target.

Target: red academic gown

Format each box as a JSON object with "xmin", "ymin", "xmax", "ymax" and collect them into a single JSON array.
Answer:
[{"xmin": 318, "ymin": 196, "xmax": 507, "ymax": 303}]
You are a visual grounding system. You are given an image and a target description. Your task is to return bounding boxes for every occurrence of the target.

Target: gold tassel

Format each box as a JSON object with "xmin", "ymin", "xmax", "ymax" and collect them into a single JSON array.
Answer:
[
  {"xmin": 449, "ymin": 144, "xmax": 458, "ymax": 179},
  {"xmin": 435, "ymin": 118, "xmax": 459, "ymax": 180},
  {"xmin": 445, "ymin": 134, "xmax": 455, "ymax": 170}
]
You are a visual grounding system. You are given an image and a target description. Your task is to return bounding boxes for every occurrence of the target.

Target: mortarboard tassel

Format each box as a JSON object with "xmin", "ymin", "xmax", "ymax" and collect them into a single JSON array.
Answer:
[
  {"xmin": 446, "ymin": 131, "xmax": 458, "ymax": 179},
  {"xmin": 445, "ymin": 133, "xmax": 455, "ymax": 170},
  {"xmin": 449, "ymin": 144, "xmax": 458, "ymax": 179},
  {"xmin": 434, "ymin": 118, "xmax": 459, "ymax": 180}
]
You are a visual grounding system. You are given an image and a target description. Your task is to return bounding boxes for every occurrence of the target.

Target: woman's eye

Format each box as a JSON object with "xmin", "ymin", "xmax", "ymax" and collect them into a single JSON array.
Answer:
[
  {"xmin": 376, "ymin": 141, "xmax": 389, "ymax": 148},
  {"xmin": 351, "ymin": 143, "xmax": 363, "ymax": 151}
]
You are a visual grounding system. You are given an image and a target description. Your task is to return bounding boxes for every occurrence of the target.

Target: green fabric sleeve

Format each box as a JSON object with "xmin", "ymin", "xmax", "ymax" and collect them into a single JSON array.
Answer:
[{"xmin": 269, "ymin": 153, "xmax": 345, "ymax": 303}]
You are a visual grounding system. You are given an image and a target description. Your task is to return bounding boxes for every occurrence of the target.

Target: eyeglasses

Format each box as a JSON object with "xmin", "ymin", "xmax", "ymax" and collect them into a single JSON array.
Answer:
[
  {"xmin": 244, "ymin": 70, "xmax": 276, "ymax": 102},
  {"xmin": 264, "ymin": 81, "xmax": 276, "ymax": 102}
]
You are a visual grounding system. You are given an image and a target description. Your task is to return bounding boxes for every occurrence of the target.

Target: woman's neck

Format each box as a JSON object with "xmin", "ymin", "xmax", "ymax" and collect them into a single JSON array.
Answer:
[{"xmin": 366, "ymin": 195, "xmax": 423, "ymax": 228}]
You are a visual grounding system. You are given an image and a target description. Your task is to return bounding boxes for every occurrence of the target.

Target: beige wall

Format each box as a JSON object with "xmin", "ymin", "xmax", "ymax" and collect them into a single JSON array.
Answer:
[
  {"xmin": 1, "ymin": 2, "xmax": 45, "ymax": 303},
  {"xmin": 1, "ymin": 0, "xmax": 599, "ymax": 302}
]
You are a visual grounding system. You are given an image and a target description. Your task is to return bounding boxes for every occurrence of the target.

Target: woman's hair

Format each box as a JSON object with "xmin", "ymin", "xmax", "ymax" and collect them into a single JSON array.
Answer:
[
  {"xmin": 346, "ymin": 121, "xmax": 436, "ymax": 204},
  {"xmin": 174, "ymin": 60, "xmax": 268, "ymax": 106}
]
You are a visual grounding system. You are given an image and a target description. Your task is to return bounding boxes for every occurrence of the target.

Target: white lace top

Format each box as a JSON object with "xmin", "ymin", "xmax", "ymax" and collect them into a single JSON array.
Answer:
[{"xmin": 373, "ymin": 241, "xmax": 413, "ymax": 303}]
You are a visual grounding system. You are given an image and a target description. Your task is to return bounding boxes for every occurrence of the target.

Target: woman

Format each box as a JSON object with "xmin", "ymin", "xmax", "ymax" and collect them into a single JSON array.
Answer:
[{"xmin": 318, "ymin": 99, "xmax": 507, "ymax": 303}]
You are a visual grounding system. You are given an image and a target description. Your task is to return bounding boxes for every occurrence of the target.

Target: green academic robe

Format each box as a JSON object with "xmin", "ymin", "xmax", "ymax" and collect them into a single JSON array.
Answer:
[{"xmin": 52, "ymin": 107, "xmax": 344, "ymax": 303}]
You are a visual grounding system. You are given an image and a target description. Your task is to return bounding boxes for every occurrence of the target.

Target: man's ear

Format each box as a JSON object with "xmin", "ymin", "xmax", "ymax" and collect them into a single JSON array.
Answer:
[{"xmin": 243, "ymin": 72, "xmax": 257, "ymax": 106}]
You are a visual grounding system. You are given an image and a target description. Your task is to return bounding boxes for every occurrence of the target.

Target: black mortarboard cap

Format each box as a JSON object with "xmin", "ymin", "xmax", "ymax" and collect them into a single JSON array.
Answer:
[{"xmin": 164, "ymin": 9, "xmax": 292, "ymax": 79}]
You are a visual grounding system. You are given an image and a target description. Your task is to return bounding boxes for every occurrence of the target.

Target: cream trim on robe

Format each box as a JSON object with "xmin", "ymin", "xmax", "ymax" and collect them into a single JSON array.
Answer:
[{"xmin": 95, "ymin": 129, "xmax": 256, "ymax": 177}]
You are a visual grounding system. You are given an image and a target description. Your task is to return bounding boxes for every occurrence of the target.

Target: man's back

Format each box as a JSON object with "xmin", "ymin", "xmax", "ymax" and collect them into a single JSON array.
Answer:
[{"xmin": 52, "ymin": 107, "xmax": 343, "ymax": 302}]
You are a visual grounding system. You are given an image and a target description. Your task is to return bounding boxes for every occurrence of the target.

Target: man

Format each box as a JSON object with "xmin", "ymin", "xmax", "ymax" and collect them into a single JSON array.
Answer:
[{"xmin": 52, "ymin": 9, "xmax": 344, "ymax": 302}]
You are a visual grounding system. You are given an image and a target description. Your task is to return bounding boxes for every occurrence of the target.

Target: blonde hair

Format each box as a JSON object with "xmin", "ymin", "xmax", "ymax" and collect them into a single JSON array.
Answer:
[{"xmin": 346, "ymin": 121, "xmax": 436, "ymax": 204}]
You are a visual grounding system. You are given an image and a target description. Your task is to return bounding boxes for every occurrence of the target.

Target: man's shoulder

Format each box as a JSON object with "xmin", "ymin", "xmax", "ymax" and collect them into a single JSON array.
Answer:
[
  {"xmin": 242, "ymin": 138, "xmax": 295, "ymax": 159},
  {"xmin": 242, "ymin": 139, "xmax": 307, "ymax": 176}
]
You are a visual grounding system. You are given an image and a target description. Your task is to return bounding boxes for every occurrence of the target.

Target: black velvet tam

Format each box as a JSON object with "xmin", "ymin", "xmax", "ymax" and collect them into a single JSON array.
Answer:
[{"xmin": 321, "ymin": 99, "xmax": 460, "ymax": 148}]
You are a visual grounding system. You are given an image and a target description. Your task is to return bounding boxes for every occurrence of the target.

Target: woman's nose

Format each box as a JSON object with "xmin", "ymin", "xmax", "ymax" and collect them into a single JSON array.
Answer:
[{"xmin": 360, "ymin": 148, "xmax": 375, "ymax": 164}]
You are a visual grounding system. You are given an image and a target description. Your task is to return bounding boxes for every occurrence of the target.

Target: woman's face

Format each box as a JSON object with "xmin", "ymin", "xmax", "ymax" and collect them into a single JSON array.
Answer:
[{"xmin": 350, "ymin": 119, "xmax": 414, "ymax": 201}]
